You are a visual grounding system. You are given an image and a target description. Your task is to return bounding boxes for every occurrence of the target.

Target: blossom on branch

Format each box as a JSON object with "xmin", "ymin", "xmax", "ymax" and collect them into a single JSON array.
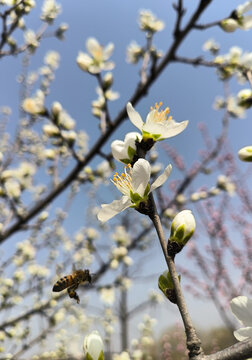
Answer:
[
  {"xmin": 220, "ymin": 0, "xmax": 252, "ymax": 32},
  {"xmin": 230, "ymin": 296, "xmax": 252, "ymax": 341},
  {"xmin": 111, "ymin": 132, "xmax": 142, "ymax": 164},
  {"xmin": 127, "ymin": 102, "xmax": 188, "ymax": 142},
  {"xmin": 139, "ymin": 10, "xmax": 165, "ymax": 33},
  {"xmin": 77, "ymin": 38, "xmax": 114, "ymax": 74},
  {"xmin": 169, "ymin": 210, "xmax": 196, "ymax": 246},
  {"xmin": 22, "ymin": 90, "xmax": 46, "ymax": 115},
  {"xmin": 41, "ymin": 0, "xmax": 61, "ymax": 24},
  {"xmin": 97, "ymin": 159, "xmax": 172, "ymax": 222}
]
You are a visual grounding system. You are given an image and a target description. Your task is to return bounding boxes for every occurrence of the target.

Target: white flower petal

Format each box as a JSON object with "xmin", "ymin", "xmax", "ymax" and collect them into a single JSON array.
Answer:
[
  {"xmin": 103, "ymin": 43, "xmax": 114, "ymax": 60},
  {"xmin": 88, "ymin": 65, "xmax": 102, "ymax": 74},
  {"xmin": 76, "ymin": 52, "xmax": 92, "ymax": 71},
  {"xmin": 111, "ymin": 140, "xmax": 127, "ymax": 161},
  {"xmin": 124, "ymin": 132, "xmax": 142, "ymax": 148},
  {"xmin": 86, "ymin": 37, "xmax": 100, "ymax": 56},
  {"xmin": 127, "ymin": 103, "xmax": 144, "ymax": 130},
  {"xmin": 103, "ymin": 61, "xmax": 115, "ymax": 71},
  {"xmin": 241, "ymin": 15, "xmax": 252, "ymax": 30},
  {"xmin": 111, "ymin": 132, "xmax": 142, "ymax": 163},
  {"xmin": 230, "ymin": 296, "xmax": 252, "ymax": 327},
  {"xmin": 237, "ymin": 1, "xmax": 252, "ymax": 14},
  {"xmin": 131, "ymin": 159, "xmax": 151, "ymax": 196},
  {"xmin": 144, "ymin": 119, "xmax": 188, "ymax": 139},
  {"xmin": 97, "ymin": 196, "xmax": 131, "ymax": 222},
  {"xmin": 150, "ymin": 164, "xmax": 172, "ymax": 192},
  {"xmin": 234, "ymin": 327, "xmax": 252, "ymax": 341}
]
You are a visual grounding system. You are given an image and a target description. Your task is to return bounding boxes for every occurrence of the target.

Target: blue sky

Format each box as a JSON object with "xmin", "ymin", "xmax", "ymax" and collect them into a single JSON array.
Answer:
[{"xmin": 1, "ymin": 0, "xmax": 252, "ymax": 350}]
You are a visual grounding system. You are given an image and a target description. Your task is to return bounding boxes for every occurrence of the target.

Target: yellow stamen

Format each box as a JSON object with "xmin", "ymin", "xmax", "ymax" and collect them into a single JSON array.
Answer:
[
  {"xmin": 111, "ymin": 164, "xmax": 132, "ymax": 195},
  {"xmin": 150, "ymin": 102, "xmax": 172, "ymax": 123}
]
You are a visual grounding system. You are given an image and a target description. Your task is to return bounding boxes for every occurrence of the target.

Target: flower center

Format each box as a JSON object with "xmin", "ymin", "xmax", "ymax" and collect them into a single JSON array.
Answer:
[
  {"xmin": 111, "ymin": 164, "xmax": 132, "ymax": 196},
  {"xmin": 150, "ymin": 102, "xmax": 172, "ymax": 123},
  {"xmin": 93, "ymin": 46, "xmax": 103, "ymax": 62}
]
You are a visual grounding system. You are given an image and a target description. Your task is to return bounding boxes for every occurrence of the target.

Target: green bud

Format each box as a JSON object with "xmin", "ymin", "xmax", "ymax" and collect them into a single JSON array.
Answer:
[
  {"xmin": 158, "ymin": 270, "xmax": 181, "ymax": 304},
  {"xmin": 169, "ymin": 210, "xmax": 196, "ymax": 245}
]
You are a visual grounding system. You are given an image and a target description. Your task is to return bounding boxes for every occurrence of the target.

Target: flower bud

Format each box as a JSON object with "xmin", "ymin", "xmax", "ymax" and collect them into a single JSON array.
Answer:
[
  {"xmin": 43, "ymin": 124, "xmax": 60, "ymax": 137},
  {"xmin": 220, "ymin": 18, "xmax": 238, "ymax": 32},
  {"xmin": 103, "ymin": 72, "xmax": 113, "ymax": 90},
  {"xmin": 111, "ymin": 132, "xmax": 142, "ymax": 164},
  {"xmin": 51, "ymin": 102, "xmax": 62, "ymax": 117},
  {"xmin": 56, "ymin": 23, "xmax": 69, "ymax": 40},
  {"xmin": 167, "ymin": 210, "xmax": 196, "ymax": 258},
  {"xmin": 238, "ymin": 146, "xmax": 252, "ymax": 162},
  {"xmin": 237, "ymin": 89, "xmax": 252, "ymax": 109},
  {"xmin": 158, "ymin": 270, "xmax": 180, "ymax": 304},
  {"xmin": 169, "ymin": 210, "xmax": 196, "ymax": 245},
  {"xmin": 83, "ymin": 331, "xmax": 104, "ymax": 360}
]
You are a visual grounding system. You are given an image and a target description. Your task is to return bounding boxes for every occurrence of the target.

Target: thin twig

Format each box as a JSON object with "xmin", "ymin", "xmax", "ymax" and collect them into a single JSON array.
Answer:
[{"xmin": 149, "ymin": 193, "xmax": 203, "ymax": 359}]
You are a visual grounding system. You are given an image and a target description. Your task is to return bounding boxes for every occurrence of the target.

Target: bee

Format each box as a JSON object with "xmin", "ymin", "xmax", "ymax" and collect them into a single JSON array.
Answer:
[{"xmin": 52, "ymin": 269, "xmax": 92, "ymax": 304}]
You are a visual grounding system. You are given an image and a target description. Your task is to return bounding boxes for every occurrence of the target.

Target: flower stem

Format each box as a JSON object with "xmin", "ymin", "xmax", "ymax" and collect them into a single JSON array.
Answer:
[{"xmin": 148, "ymin": 193, "xmax": 203, "ymax": 359}]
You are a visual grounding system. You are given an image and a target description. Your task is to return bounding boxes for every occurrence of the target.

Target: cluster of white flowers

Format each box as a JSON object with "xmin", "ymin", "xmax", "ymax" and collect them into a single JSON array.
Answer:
[
  {"xmin": 44, "ymin": 51, "xmax": 60, "ymax": 70},
  {"xmin": 112, "ymin": 225, "xmax": 131, "ymax": 246},
  {"xmin": 14, "ymin": 240, "xmax": 35, "ymax": 266},
  {"xmin": 28, "ymin": 263, "xmax": 50, "ymax": 277},
  {"xmin": 76, "ymin": 37, "xmax": 120, "ymax": 121},
  {"xmin": 213, "ymin": 95, "xmax": 246, "ymax": 119},
  {"xmin": 110, "ymin": 246, "xmax": 133, "ymax": 269},
  {"xmin": 97, "ymin": 101, "xmax": 189, "ymax": 223},
  {"xmin": 217, "ymin": 175, "xmax": 236, "ymax": 195},
  {"xmin": 113, "ymin": 352, "xmax": 131, "ymax": 360},
  {"xmin": 99, "ymin": 287, "xmax": 115, "ymax": 306},
  {"xmin": 92, "ymin": 79, "xmax": 119, "ymax": 119},
  {"xmin": 139, "ymin": 9, "xmax": 165, "ymax": 33},
  {"xmin": 190, "ymin": 187, "xmax": 220, "ymax": 202},
  {"xmin": 202, "ymin": 38, "xmax": 220, "ymax": 55},
  {"xmin": 41, "ymin": 0, "xmax": 61, "ymax": 24},
  {"xmin": 220, "ymin": 1, "xmax": 252, "ymax": 32},
  {"xmin": 126, "ymin": 41, "xmax": 143, "ymax": 64},
  {"xmin": 0, "ymin": 162, "xmax": 36, "ymax": 200},
  {"xmin": 126, "ymin": 314, "xmax": 157, "ymax": 358}
]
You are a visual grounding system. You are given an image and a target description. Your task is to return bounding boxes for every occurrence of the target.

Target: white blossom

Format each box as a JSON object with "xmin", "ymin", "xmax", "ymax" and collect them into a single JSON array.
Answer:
[
  {"xmin": 99, "ymin": 287, "xmax": 115, "ymax": 305},
  {"xmin": 126, "ymin": 41, "xmax": 143, "ymax": 63},
  {"xmin": 24, "ymin": 29, "xmax": 39, "ymax": 48},
  {"xmin": 230, "ymin": 296, "xmax": 252, "ymax": 341},
  {"xmin": 77, "ymin": 37, "xmax": 114, "ymax": 74},
  {"xmin": 41, "ymin": 0, "xmax": 61, "ymax": 23},
  {"xmin": 127, "ymin": 102, "xmax": 188, "ymax": 142},
  {"xmin": 22, "ymin": 90, "xmax": 45, "ymax": 115},
  {"xmin": 139, "ymin": 10, "xmax": 165, "ymax": 33},
  {"xmin": 44, "ymin": 51, "xmax": 60, "ymax": 69},
  {"xmin": 97, "ymin": 159, "xmax": 172, "ymax": 222}
]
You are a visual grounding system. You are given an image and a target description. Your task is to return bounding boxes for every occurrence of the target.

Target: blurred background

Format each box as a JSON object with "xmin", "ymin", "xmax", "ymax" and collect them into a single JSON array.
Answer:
[{"xmin": 1, "ymin": 0, "xmax": 252, "ymax": 359}]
